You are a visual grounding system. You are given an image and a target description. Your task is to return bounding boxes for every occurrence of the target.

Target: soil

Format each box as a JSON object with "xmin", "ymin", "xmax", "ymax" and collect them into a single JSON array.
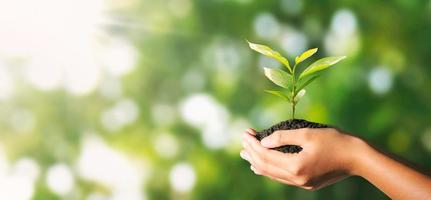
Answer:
[{"xmin": 255, "ymin": 119, "xmax": 329, "ymax": 153}]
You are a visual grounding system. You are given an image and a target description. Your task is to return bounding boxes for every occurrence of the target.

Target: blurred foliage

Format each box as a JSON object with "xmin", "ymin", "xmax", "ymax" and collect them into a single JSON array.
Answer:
[{"xmin": 1, "ymin": 0, "xmax": 431, "ymax": 200}]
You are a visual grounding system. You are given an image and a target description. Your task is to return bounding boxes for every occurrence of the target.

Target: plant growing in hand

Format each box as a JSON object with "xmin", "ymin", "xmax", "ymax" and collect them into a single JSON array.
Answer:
[{"xmin": 248, "ymin": 41, "xmax": 346, "ymax": 119}]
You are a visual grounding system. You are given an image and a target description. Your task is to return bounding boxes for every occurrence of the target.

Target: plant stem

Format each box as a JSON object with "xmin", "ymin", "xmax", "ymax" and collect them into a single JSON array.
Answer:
[
  {"xmin": 291, "ymin": 86, "xmax": 296, "ymax": 119},
  {"xmin": 292, "ymin": 102, "xmax": 295, "ymax": 119},
  {"xmin": 291, "ymin": 64, "xmax": 297, "ymax": 119},
  {"xmin": 292, "ymin": 63, "xmax": 298, "ymax": 75}
]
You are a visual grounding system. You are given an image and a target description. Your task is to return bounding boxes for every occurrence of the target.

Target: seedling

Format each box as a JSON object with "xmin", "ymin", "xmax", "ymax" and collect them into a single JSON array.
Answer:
[{"xmin": 248, "ymin": 41, "xmax": 346, "ymax": 119}]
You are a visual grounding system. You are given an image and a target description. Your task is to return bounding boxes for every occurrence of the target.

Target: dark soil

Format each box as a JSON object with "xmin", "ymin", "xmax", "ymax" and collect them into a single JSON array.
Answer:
[{"xmin": 255, "ymin": 119, "xmax": 329, "ymax": 153}]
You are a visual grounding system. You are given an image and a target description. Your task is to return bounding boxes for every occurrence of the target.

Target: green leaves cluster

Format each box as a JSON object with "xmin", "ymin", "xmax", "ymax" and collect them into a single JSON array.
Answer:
[{"xmin": 248, "ymin": 41, "xmax": 346, "ymax": 119}]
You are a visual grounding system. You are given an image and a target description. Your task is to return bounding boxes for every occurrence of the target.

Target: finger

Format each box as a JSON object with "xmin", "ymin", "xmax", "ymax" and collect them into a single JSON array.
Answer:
[
  {"xmin": 244, "ymin": 146, "xmax": 296, "ymax": 182},
  {"xmin": 240, "ymin": 150, "xmax": 251, "ymax": 162},
  {"xmin": 250, "ymin": 165, "xmax": 261, "ymax": 175},
  {"xmin": 245, "ymin": 128, "xmax": 256, "ymax": 136},
  {"xmin": 242, "ymin": 132, "xmax": 298, "ymax": 164},
  {"xmin": 250, "ymin": 165, "xmax": 296, "ymax": 185},
  {"xmin": 242, "ymin": 132, "xmax": 270, "ymax": 157},
  {"xmin": 242, "ymin": 134, "xmax": 297, "ymax": 180},
  {"xmin": 260, "ymin": 129, "xmax": 307, "ymax": 148},
  {"xmin": 242, "ymin": 142, "xmax": 281, "ymax": 173},
  {"xmin": 266, "ymin": 175, "xmax": 296, "ymax": 185}
]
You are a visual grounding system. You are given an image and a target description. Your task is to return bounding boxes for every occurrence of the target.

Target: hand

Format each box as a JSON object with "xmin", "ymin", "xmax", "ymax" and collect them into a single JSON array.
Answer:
[
  {"xmin": 241, "ymin": 128, "xmax": 431, "ymax": 199},
  {"xmin": 240, "ymin": 128, "xmax": 364, "ymax": 190}
]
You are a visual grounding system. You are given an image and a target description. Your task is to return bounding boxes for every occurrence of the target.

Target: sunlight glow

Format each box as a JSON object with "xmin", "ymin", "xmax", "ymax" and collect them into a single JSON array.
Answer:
[
  {"xmin": 0, "ymin": 63, "xmax": 13, "ymax": 99},
  {"xmin": 100, "ymin": 38, "xmax": 137, "ymax": 77},
  {"xmin": 0, "ymin": 0, "xmax": 106, "ymax": 95},
  {"xmin": 0, "ymin": 0, "xmax": 136, "ymax": 96}
]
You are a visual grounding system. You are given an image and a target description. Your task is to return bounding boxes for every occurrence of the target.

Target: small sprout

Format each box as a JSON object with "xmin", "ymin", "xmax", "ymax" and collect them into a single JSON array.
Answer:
[{"xmin": 248, "ymin": 41, "xmax": 346, "ymax": 119}]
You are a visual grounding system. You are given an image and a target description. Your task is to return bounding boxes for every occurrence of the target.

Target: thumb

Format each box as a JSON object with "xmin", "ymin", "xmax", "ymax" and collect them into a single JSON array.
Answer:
[{"xmin": 261, "ymin": 130, "xmax": 305, "ymax": 148}]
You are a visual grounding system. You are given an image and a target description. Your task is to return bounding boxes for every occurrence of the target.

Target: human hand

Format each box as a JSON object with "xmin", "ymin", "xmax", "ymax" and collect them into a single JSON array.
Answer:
[{"xmin": 240, "ymin": 128, "xmax": 365, "ymax": 190}]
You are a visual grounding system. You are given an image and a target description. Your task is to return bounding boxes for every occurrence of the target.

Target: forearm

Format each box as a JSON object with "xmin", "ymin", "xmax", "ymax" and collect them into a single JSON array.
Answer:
[{"xmin": 352, "ymin": 139, "xmax": 431, "ymax": 199}]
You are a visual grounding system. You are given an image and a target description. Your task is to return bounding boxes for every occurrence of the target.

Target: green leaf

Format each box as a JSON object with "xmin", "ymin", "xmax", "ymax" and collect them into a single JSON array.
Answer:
[
  {"xmin": 294, "ymin": 89, "xmax": 306, "ymax": 102},
  {"xmin": 263, "ymin": 67, "xmax": 292, "ymax": 89},
  {"xmin": 299, "ymin": 56, "xmax": 346, "ymax": 79},
  {"xmin": 265, "ymin": 90, "xmax": 290, "ymax": 102},
  {"xmin": 295, "ymin": 75, "xmax": 320, "ymax": 95},
  {"xmin": 295, "ymin": 48, "xmax": 318, "ymax": 65},
  {"xmin": 248, "ymin": 41, "xmax": 292, "ymax": 73}
]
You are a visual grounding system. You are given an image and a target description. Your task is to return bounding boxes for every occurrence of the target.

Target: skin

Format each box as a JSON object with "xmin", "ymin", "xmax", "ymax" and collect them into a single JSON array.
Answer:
[{"xmin": 240, "ymin": 128, "xmax": 431, "ymax": 199}]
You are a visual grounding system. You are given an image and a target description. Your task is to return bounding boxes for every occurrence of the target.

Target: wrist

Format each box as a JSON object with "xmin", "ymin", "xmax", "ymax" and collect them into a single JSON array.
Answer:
[{"xmin": 343, "ymin": 135, "xmax": 374, "ymax": 176}]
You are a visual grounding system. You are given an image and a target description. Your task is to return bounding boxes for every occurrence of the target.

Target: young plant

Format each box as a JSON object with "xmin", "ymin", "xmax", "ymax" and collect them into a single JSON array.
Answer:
[{"xmin": 248, "ymin": 41, "xmax": 346, "ymax": 119}]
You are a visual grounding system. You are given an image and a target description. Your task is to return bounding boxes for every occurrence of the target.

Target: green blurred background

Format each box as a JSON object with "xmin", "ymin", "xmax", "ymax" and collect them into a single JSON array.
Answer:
[{"xmin": 0, "ymin": 0, "xmax": 431, "ymax": 199}]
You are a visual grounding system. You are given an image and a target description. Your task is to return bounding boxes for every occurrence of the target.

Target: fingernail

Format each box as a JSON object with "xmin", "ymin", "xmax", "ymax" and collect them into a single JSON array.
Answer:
[{"xmin": 261, "ymin": 138, "xmax": 271, "ymax": 147}]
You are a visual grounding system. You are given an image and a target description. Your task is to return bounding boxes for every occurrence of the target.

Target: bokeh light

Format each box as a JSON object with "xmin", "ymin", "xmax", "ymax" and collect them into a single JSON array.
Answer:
[
  {"xmin": 368, "ymin": 67, "xmax": 394, "ymax": 95},
  {"xmin": 169, "ymin": 162, "xmax": 196, "ymax": 192},
  {"xmin": 253, "ymin": 13, "xmax": 280, "ymax": 39},
  {"xmin": 46, "ymin": 163, "xmax": 75, "ymax": 195},
  {"xmin": 0, "ymin": 154, "xmax": 39, "ymax": 200},
  {"xmin": 324, "ymin": 9, "xmax": 360, "ymax": 56},
  {"xmin": 101, "ymin": 98, "xmax": 140, "ymax": 132},
  {"xmin": 179, "ymin": 93, "xmax": 230, "ymax": 149},
  {"xmin": 77, "ymin": 135, "xmax": 146, "ymax": 197},
  {"xmin": 280, "ymin": 28, "xmax": 308, "ymax": 57}
]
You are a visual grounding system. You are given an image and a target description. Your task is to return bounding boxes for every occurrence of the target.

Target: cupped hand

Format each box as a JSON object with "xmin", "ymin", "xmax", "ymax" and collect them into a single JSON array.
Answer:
[{"xmin": 240, "ymin": 128, "xmax": 365, "ymax": 190}]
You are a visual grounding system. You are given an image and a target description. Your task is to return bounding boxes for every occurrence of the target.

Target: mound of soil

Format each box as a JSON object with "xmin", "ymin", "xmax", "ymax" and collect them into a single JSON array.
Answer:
[{"xmin": 255, "ymin": 119, "xmax": 329, "ymax": 153}]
